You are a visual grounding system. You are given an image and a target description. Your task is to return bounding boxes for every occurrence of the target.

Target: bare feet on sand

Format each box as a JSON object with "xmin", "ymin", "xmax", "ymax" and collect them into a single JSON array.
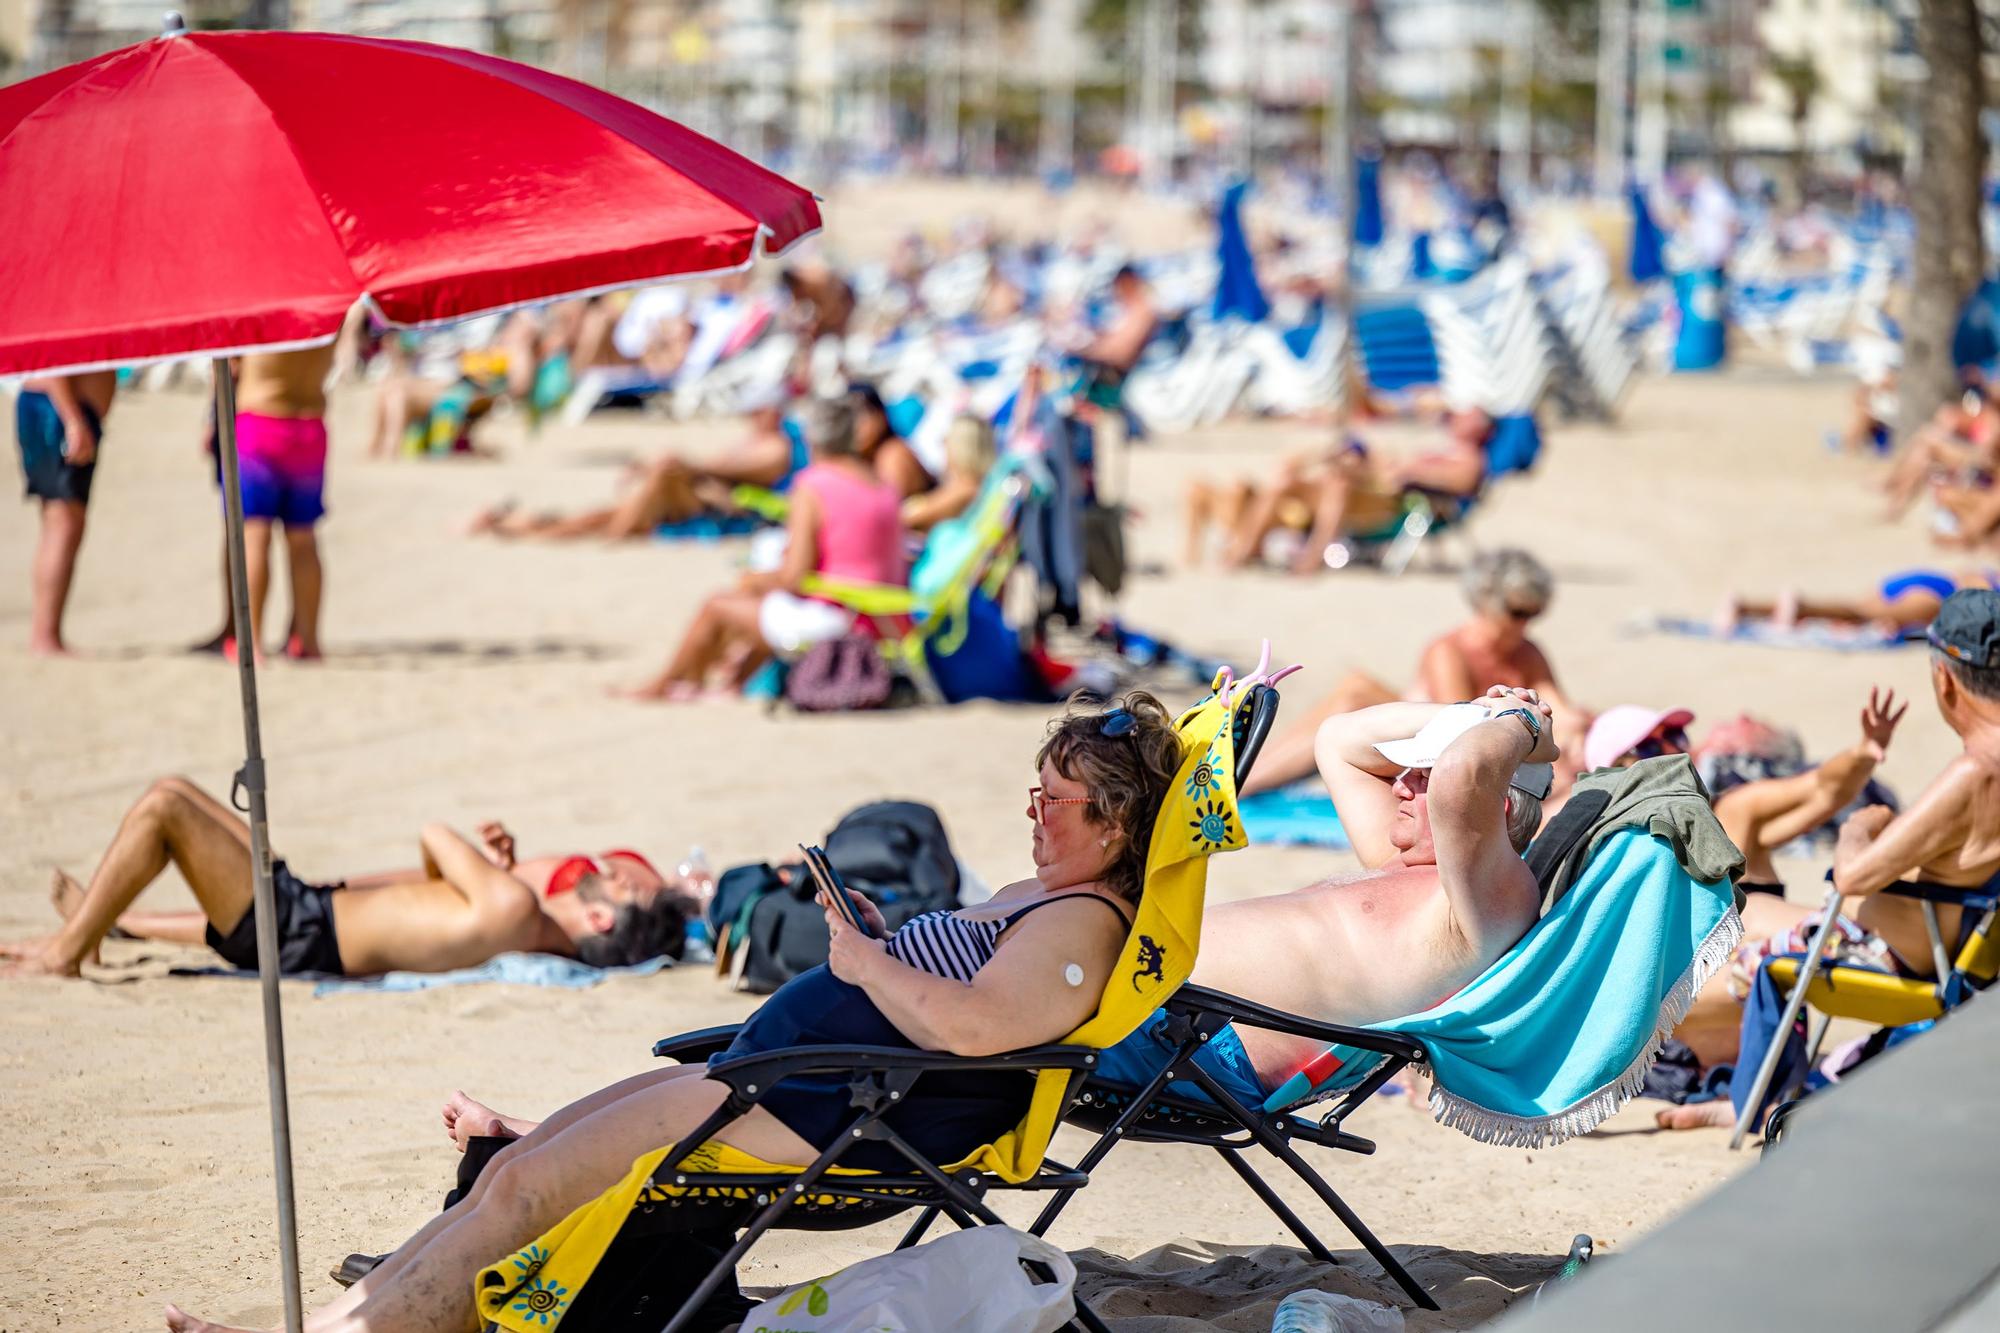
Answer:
[
  {"xmin": 1711, "ymin": 593, "xmax": 1742, "ymax": 636},
  {"xmin": 163, "ymin": 1303, "xmax": 257, "ymax": 1331},
  {"xmin": 608, "ymin": 681, "xmax": 723, "ymax": 703},
  {"xmin": 441, "ymin": 1089, "xmax": 526, "ymax": 1150},
  {"xmin": 1654, "ymin": 1101, "xmax": 1735, "ymax": 1131},
  {"xmin": 0, "ymin": 937, "xmax": 82, "ymax": 978},
  {"xmin": 48, "ymin": 869, "xmax": 107, "ymax": 963},
  {"xmin": 463, "ymin": 500, "xmax": 518, "ymax": 536}
]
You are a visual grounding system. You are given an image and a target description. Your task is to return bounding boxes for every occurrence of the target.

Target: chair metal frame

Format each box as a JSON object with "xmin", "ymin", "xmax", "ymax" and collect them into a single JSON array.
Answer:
[
  {"xmin": 567, "ymin": 684, "xmax": 1286, "ymax": 1331},
  {"xmin": 631, "ymin": 1033, "xmax": 1116, "ymax": 1332},
  {"xmin": 1729, "ymin": 870, "xmax": 2000, "ymax": 1149}
]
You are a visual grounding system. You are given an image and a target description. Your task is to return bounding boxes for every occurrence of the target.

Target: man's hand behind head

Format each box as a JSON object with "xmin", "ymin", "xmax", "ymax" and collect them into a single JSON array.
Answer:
[
  {"xmin": 476, "ymin": 822, "xmax": 517, "ymax": 871},
  {"xmin": 1480, "ymin": 685, "xmax": 1559, "ymax": 764}
]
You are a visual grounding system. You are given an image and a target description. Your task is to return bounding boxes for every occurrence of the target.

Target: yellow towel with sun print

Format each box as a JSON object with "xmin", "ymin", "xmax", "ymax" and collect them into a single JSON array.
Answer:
[{"xmin": 476, "ymin": 679, "xmax": 1260, "ymax": 1333}]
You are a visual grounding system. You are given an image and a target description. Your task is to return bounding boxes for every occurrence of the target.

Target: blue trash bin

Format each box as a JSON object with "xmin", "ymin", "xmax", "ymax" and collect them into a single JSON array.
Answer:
[{"xmin": 1672, "ymin": 268, "xmax": 1728, "ymax": 371}]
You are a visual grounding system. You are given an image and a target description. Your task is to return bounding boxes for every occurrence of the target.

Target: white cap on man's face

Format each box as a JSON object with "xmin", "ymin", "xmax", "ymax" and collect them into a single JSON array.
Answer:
[{"xmin": 1374, "ymin": 703, "xmax": 1554, "ymax": 799}]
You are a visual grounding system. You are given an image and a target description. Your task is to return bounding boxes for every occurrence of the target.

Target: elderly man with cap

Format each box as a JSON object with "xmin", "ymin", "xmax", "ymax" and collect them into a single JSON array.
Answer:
[
  {"xmin": 1657, "ymin": 589, "xmax": 2000, "ymax": 1130},
  {"xmin": 1827, "ymin": 589, "xmax": 2000, "ymax": 974},
  {"xmin": 1092, "ymin": 686, "xmax": 1557, "ymax": 1105}
]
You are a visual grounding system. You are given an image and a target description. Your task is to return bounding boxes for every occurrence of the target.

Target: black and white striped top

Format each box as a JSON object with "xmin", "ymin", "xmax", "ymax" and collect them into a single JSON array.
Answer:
[{"xmin": 885, "ymin": 893, "xmax": 1131, "ymax": 984}]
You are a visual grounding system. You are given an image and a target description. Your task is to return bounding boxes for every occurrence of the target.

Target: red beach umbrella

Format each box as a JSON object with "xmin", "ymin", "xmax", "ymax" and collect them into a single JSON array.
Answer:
[
  {"xmin": 0, "ymin": 20, "xmax": 818, "ymax": 1331},
  {"xmin": 0, "ymin": 23, "xmax": 819, "ymax": 374}
]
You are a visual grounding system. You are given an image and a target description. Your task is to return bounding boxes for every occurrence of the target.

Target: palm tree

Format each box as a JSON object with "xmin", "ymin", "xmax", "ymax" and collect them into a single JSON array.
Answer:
[
  {"xmin": 1766, "ymin": 51, "xmax": 1820, "ymax": 157},
  {"xmin": 1899, "ymin": 0, "xmax": 1986, "ymax": 438}
]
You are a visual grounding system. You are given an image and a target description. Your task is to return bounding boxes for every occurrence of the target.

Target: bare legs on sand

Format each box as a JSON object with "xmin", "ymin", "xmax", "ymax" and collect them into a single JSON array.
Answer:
[
  {"xmin": 28, "ymin": 497, "xmax": 86, "ymax": 655},
  {"xmin": 619, "ymin": 589, "xmax": 770, "ymax": 700},
  {"xmin": 166, "ymin": 1067, "xmax": 818, "ymax": 1332},
  {"xmin": 2, "ymin": 778, "xmax": 254, "ymax": 977}
]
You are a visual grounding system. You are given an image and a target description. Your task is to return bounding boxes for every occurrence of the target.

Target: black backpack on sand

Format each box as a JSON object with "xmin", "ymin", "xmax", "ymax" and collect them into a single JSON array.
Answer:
[{"xmin": 709, "ymin": 800, "xmax": 961, "ymax": 995}]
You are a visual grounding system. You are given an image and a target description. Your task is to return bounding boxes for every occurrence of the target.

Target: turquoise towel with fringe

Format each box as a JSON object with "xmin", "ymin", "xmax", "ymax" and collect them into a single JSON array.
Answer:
[{"xmin": 1267, "ymin": 827, "xmax": 1741, "ymax": 1148}]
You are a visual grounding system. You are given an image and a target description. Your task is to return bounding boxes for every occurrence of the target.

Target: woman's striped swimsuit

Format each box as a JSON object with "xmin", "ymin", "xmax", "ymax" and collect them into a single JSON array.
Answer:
[{"xmin": 885, "ymin": 893, "xmax": 1130, "ymax": 983}]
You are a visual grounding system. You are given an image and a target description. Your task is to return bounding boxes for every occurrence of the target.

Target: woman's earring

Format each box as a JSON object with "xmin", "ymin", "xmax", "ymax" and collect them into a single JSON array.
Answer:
[{"xmin": 1099, "ymin": 837, "xmax": 1112, "ymax": 847}]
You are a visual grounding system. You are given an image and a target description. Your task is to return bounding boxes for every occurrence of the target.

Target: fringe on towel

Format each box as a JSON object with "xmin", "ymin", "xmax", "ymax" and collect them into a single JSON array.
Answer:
[{"xmin": 1424, "ymin": 906, "xmax": 1745, "ymax": 1149}]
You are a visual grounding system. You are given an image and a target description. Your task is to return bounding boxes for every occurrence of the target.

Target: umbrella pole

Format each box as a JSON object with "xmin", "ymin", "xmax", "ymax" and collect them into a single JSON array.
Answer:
[{"xmin": 212, "ymin": 357, "xmax": 306, "ymax": 1333}]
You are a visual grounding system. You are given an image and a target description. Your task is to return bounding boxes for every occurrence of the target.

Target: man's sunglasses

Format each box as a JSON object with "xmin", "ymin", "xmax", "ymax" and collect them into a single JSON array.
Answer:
[{"xmin": 1632, "ymin": 727, "xmax": 1689, "ymax": 761}]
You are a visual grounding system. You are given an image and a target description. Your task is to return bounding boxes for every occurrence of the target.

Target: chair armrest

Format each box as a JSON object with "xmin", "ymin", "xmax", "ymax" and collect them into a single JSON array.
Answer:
[
  {"xmin": 799, "ymin": 574, "xmax": 920, "ymax": 618},
  {"xmin": 1880, "ymin": 880, "xmax": 2000, "ymax": 914},
  {"xmin": 703, "ymin": 1041, "xmax": 1099, "ymax": 1097},
  {"xmin": 653, "ymin": 1025, "xmax": 745, "ymax": 1062},
  {"xmin": 1165, "ymin": 984, "xmax": 1428, "ymax": 1064},
  {"xmin": 1232, "ymin": 685, "xmax": 1280, "ymax": 789}
]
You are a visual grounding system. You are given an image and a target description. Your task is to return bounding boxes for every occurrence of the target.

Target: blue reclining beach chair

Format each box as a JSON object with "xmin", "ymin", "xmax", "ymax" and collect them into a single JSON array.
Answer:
[{"xmin": 1330, "ymin": 413, "xmax": 1544, "ymax": 576}]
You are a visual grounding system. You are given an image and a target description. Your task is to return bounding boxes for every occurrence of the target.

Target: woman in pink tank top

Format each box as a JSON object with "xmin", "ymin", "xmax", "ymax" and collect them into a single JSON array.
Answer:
[{"xmin": 621, "ymin": 397, "xmax": 908, "ymax": 700}]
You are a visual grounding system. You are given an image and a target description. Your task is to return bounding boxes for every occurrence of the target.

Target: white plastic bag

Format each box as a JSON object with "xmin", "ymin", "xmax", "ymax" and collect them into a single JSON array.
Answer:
[
  {"xmin": 740, "ymin": 1225, "xmax": 1077, "ymax": 1333},
  {"xmin": 1270, "ymin": 1288, "xmax": 1406, "ymax": 1333}
]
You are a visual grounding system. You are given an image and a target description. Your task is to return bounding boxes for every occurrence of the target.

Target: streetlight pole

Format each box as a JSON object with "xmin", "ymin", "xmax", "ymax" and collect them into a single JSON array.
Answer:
[
  {"xmin": 1595, "ymin": 0, "xmax": 1630, "ymax": 196},
  {"xmin": 1328, "ymin": 1, "xmax": 1357, "ymax": 430},
  {"xmin": 1634, "ymin": 0, "xmax": 1668, "ymax": 185},
  {"xmin": 1500, "ymin": 0, "xmax": 1535, "ymax": 203}
]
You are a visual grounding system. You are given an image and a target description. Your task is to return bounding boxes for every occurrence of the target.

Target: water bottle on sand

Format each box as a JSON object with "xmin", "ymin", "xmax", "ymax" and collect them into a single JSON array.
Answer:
[
  {"xmin": 1270, "ymin": 1289, "xmax": 1405, "ymax": 1332},
  {"xmin": 677, "ymin": 846, "xmax": 715, "ymax": 904},
  {"xmin": 676, "ymin": 847, "xmax": 717, "ymax": 953}
]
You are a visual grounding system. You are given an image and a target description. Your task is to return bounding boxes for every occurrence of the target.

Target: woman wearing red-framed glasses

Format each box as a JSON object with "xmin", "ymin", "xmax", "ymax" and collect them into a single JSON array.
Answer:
[{"xmin": 300, "ymin": 698, "xmax": 1186, "ymax": 1333}]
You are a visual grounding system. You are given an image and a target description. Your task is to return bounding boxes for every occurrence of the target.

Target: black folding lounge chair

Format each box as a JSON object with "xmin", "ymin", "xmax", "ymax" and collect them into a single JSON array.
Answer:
[
  {"xmin": 460, "ymin": 682, "xmax": 1288, "ymax": 1333},
  {"xmin": 987, "ymin": 786, "xmax": 1618, "ymax": 1313},
  {"xmin": 640, "ymin": 730, "xmax": 1612, "ymax": 1322}
]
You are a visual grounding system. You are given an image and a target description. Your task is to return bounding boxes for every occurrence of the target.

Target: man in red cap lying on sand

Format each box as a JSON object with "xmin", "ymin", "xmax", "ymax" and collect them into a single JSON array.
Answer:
[{"xmin": 1, "ymin": 777, "xmax": 700, "ymax": 980}]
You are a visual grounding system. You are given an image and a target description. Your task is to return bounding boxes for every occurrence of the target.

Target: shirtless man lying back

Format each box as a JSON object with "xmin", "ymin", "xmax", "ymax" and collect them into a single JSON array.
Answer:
[
  {"xmin": 1095, "ymin": 687, "xmax": 1556, "ymax": 1097},
  {"xmin": 0, "ymin": 778, "xmax": 690, "ymax": 980}
]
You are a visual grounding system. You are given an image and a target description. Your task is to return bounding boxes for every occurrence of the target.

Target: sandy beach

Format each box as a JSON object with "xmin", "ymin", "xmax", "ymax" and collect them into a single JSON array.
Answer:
[{"xmin": 0, "ymin": 356, "xmax": 1954, "ymax": 1329}]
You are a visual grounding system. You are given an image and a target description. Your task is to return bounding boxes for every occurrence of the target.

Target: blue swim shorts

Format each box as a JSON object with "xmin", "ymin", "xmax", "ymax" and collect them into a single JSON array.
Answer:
[{"xmin": 1093, "ymin": 1007, "xmax": 1269, "ymax": 1109}]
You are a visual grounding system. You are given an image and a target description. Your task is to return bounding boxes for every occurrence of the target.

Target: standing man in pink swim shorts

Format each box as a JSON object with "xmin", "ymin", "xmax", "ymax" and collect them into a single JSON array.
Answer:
[{"xmin": 230, "ymin": 345, "xmax": 336, "ymax": 660}]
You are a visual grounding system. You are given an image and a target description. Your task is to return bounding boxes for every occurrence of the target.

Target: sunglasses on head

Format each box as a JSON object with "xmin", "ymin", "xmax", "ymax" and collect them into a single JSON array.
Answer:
[
  {"xmin": 1098, "ymin": 707, "xmax": 1137, "ymax": 737},
  {"xmin": 1631, "ymin": 727, "xmax": 1689, "ymax": 761}
]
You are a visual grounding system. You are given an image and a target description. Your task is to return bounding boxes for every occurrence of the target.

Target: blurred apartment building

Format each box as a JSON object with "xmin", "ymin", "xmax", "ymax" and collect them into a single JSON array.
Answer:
[{"xmin": 0, "ymin": 0, "xmax": 1948, "ymax": 172}]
